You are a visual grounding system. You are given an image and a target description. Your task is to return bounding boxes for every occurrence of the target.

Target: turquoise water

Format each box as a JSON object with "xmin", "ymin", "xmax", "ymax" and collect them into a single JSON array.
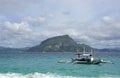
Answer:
[{"xmin": 0, "ymin": 52, "xmax": 120, "ymax": 78}]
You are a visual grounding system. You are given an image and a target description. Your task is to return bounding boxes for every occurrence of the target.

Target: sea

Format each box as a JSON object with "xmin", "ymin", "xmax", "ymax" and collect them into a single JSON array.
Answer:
[{"xmin": 0, "ymin": 51, "xmax": 120, "ymax": 78}]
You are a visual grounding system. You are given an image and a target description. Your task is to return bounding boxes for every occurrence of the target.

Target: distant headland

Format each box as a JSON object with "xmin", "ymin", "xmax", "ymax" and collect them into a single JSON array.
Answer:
[{"xmin": 28, "ymin": 35, "xmax": 94, "ymax": 52}]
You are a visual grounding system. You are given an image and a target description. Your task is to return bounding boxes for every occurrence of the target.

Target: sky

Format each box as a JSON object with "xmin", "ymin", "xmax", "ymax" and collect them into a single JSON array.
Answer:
[{"xmin": 0, "ymin": 0, "xmax": 120, "ymax": 48}]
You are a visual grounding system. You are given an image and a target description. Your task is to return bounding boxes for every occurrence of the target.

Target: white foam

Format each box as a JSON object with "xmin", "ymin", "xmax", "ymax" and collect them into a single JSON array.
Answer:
[
  {"xmin": 0, "ymin": 72, "xmax": 79, "ymax": 78},
  {"xmin": 0, "ymin": 72, "xmax": 119, "ymax": 78}
]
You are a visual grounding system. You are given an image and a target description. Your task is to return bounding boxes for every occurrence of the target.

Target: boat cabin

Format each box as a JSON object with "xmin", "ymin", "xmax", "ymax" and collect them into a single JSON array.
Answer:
[{"xmin": 74, "ymin": 53, "xmax": 94, "ymax": 62}]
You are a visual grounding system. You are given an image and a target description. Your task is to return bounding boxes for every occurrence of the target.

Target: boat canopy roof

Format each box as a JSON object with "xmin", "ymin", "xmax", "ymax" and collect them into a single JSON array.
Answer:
[{"xmin": 82, "ymin": 54, "xmax": 91, "ymax": 56}]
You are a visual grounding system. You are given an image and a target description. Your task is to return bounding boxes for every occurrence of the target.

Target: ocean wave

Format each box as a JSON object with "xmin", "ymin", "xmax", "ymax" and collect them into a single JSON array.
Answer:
[{"xmin": 0, "ymin": 72, "xmax": 119, "ymax": 78}]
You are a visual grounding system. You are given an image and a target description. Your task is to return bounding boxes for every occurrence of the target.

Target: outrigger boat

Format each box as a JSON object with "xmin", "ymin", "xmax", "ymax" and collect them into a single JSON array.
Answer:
[
  {"xmin": 72, "ymin": 53, "xmax": 101, "ymax": 64},
  {"xmin": 71, "ymin": 48, "xmax": 102, "ymax": 64},
  {"xmin": 58, "ymin": 48, "xmax": 113, "ymax": 64}
]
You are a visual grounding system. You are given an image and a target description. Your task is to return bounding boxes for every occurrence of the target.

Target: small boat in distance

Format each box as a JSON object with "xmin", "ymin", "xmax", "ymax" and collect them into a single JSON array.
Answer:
[
  {"xmin": 71, "ymin": 48, "xmax": 102, "ymax": 64},
  {"xmin": 58, "ymin": 48, "xmax": 113, "ymax": 64}
]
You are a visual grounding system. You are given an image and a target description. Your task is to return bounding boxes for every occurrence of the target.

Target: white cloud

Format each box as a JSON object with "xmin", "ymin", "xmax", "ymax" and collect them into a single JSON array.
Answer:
[
  {"xmin": 0, "ymin": 21, "xmax": 42, "ymax": 48},
  {"xmin": 0, "ymin": 0, "xmax": 120, "ymax": 49},
  {"xmin": 83, "ymin": 16, "xmax": 120, "ymax": 48},
  {"xmin": 23, "ymin": 16, "xmax": 46, "ymax": 23},
  {"xmin": 102, "ymin": 16, "xmax": 113, "ymax": 22},
  {"xmin": 0, "ymin": 16, "xmax": 120, "ymax": 48},
  {"xmin": 44, "ymin": 16, "xmax": 120, "ymax": 48},
  {"xmin": 3, "ymin": 21, "xmax": 32, "ymax": 33}
]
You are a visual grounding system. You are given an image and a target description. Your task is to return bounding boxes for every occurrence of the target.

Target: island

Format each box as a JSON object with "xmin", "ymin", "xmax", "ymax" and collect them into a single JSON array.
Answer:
[{"xmin": 28, "ymin": 35, "xmax": 94, "ymax": 52}]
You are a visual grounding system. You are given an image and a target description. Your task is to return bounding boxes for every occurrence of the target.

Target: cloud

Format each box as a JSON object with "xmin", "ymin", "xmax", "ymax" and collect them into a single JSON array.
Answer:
[
  {"xmin": 23, "ymin": 16, "xmax": 47, "ymax": 27},
  {"xmin": 0, "ymin": 16, "xmax": 120, "ymax": 48},
  {"xmin": 82, "ymin": 16, "xmax": 120, "ymax": 48},
  {"xmin": 0, "ymin": 0, "xmax": 120, "ymax": 48},
  {"xmin": 42, "ymin": 16, "xmax": 120, "ymax": 48},
  {"xmin": 25, "ymin": 17, "xmax": 46, "ymax": 23},
  {"xmin": 0, "ymin": 21, "xmax": 42, "ymax": 48}
]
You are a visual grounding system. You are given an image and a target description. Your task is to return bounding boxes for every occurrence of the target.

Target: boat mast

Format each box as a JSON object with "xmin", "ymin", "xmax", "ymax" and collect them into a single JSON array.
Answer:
[
  {"xmin": 83, "ymin": 47, "xmax": 85, "ymax": 54},
  {"xmin": 76, "ymin": 49, "xmax": 80, "ymax": 58},
  {"xmin": 91, "ymin": 49, "xmax": 93, "ymax": 54}
]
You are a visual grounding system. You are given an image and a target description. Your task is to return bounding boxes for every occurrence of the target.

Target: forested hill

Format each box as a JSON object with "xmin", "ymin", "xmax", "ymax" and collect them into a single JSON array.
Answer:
[{"xmin": 28, "ymin": 35, "xmax": 94, "ymax": 52}]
